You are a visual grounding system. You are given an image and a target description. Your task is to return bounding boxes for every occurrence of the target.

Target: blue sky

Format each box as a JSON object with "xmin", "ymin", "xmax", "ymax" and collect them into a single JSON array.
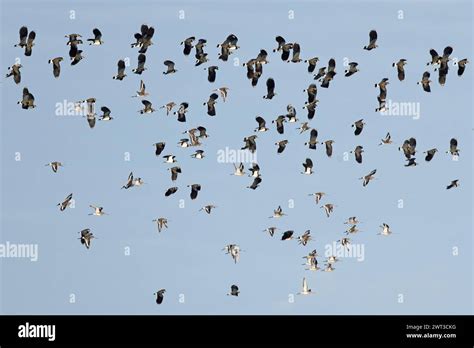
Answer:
[{"xmin": 1, "ymin": 0, "xmax": 472, "ymax": 314}]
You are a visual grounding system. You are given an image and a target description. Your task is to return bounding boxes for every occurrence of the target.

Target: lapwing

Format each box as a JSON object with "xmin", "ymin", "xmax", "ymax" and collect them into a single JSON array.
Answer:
[
  {"xmin": 297, "ymin": 277, "xmax": 313, "ymax": 295},
  {"xmin": 228, "ymin": 285, "xmax": 240, "ymax": 296},
  {"xmin": 378, "ymin": 223, "xmax": 392, "ymax": 236},
  {"xmin": 113, "ymin": 60, "xmax": 127, "ymax": 80},
  {"xmin": 344, "ymin": 62, "xmax": 359, "ymax": 77},
  {"xmin": 132, "ymin": 54, "xmax": 147, "ymax": 74},
  {"xmin": 199, "ymin": 205, "xmax": 216, "ymax": 214},
  {"xmin": 152, "ymin": 218, "xmax": 168, "ymax": 233},
  {"xmin": 273, "ymin": 115, "xmax": 286, "ymax": 134},
  {"xmin": 163, "ymin": 155, "xmax": 177, "ymax": 163},
  {"xmin": 447, "ymin": 138, "xmax": 460, "ymax": 156},
  {"xmin": 48, "ymin": 57, "xmax": 63, "ymax": 78},
  {"xmin": 446, "ymin": 180, "xmax": 459, "ymax": 190},
  {"xmin": 121, "ymin": 172, "xmax": 134, "ymax": 189},
  {"xmin": 417, "ymin": 71, "xmax": 431, "ymax": 92},
  {"xmin": 304, "ymin": 57, "xmax": 319, "ymax": 73},
  {"xmin": 154, "ymin": 142, "xmax": 166, "ymax": 156},
  {"xmin": 351, "ymin": 145, "xmax": 364, "ymax": 164},
  {"xmin": 297, "ymin": 122, "xmax": 310, "ymax": 134},
  {"xmin": 160, "ymin": 102, "xmax": 176, "ymax": 115},
  {"xmin": 99, "ymin": 106, "xmax": 113, "ymax": 121},
  {"xmin": 276, "ymin": 140, "xmax": 289, "ymax": 154},
  {"xmin": 454, "ymin": 58, "xmax": 469, "ymax": 76},
  {"xmin": 180, "ymin": 36, "xmax": 195, "ymax": 55},
  {"xmin": 322, "ymin": 140, "xmax": 335, "ymax": 157},
  {"xmin": 188, "ymin": 184, "xmax": 201, "ymax": 200},
  {"xmin": 302, "ymin": 158, "xmax": 314, "ymax": 175},
  {"xmin": 58, "ymin": 193, "xmax": 73, "ymax": 211},
  {"xmin": 232, "ymin": 162, "xmax": 245, "ymax": 176},
  {"xmin": 360, "ymin": 169, "xmax": 377, "ymax": 187},
  {"xmin": 308, "ymin": 192, "xmax": 325, "ymax": 204},
  {"xmin": 154, "ymin": 289, "xmax": 166, "ymax": 305},
  {"xmin": 338, "ymin": 237, "xmax": 351, "ymax": 250},
  {"xmin": 263, "ymin": 227, "xmax": 277, "ymax": 237},
  {"xmin": 174, "ymin": 102, "xmax": 189, "ymax": 122},
  {"xmin": 214, "ymin": 87, "xmax": 229, "ymax": 102},
  {"xmin": 168, "ymin": 166, "xmax": 181, "ymax": 181},
  {"xmin": 297, "ymin": 230, "xmax": 312, "ymax": 246},
  {"xmin": 363, "ymin": 30, "xmax": 378, "ymax": 50},
  {"xmin": 392, "ymin": 59, "xmax": 407, "ymax": 81},
  {"xmin": 205, "ymin": 66, "xmax": 218, "ymax": 82},
  {"xmin": 79, "ymin": 228, "xmax": 95, "ymax": 249},
  {"xmin": 305, "ymin": 129, "xmax": 318, "ymax": 149},
  {"xmin": 270, "ymin": 206, "xmax": 286, "ymax": 218},
  {"xmin": 241, "ymin": 135, "xmax": 257, "ymax": 153},
  {"xmin": 263, "ymin": 78, "xmax": 276, "ymax": 99},
  {"xmin": 45, "ymin": 161, "xmax": 63, "ymax": 173},
  {"xmin": 248, "ymin": 163, "xmax": 260, "ymax": 177},
  {"xmin": 163, "ymin": 60, "xmax": 177, "ymax": 74},
  {"xmin": 379, "ymin": 132, "xmax": 392, "ymax": 146},
  {"xmin": 255, "ymin": 116, "xmax": 269, "ymax": 132},
  {"xmin": 165, "ymin": 187, "xmax": 178, "ymax": 197},
  {"xmin": 424, "ymin": 148, "xmax": 438, "ymax": 162},
  {"xmin": 139, "ymin": 100, "xmax": 155, "ymax": 114},
  {"xmin": 133, "ymin": 80, "xmax": 149, "ymax": 97},
  {"xmin": 321, "ymin": 203, "xmax": 335, "ymax": 218},
  {"xmin": 303, "ymin": 83, "xmax": 317, "ymax": 103},
  {"xmin": 18, "ymin": 87, "xmax": 36, "ymax": 109},
  {"xmin": 204, "ymin": 93, "xmax": 218, "ymax": 116},
  {"xmin": 247, "ymin": 176, "xmax": 262, "ymax": 190},
  {"xmin": 191, "ymin": 150, "xmax": 205, "ymax": 159},
  {"xmin": 281, "ymin": 230, "xmax": 294, "ymax": 241},
  {"xmin": 87, "ymin": 28, "xmax": 103, "ymax": 45},
  {"xmin": 352, "ymin": 119, "xmax": 365, "ymax": 136},
  {"xmin": 89, "ymin": 205, "xmax": 107, "ymax": 216},
  {"xmin": 5, "ymin": 63, "xmax": 22, "ymax": 84}
]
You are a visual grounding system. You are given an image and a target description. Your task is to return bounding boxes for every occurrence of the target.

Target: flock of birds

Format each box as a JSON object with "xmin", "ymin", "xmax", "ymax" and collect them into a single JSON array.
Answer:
[{"xmin": 6, "ymin": 24, "xmax": 469, "ymax": 304}]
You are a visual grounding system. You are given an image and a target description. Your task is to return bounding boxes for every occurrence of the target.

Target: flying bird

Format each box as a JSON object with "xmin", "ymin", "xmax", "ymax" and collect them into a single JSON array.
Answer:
[
  {"xmin": 297, "ymin": 277, "xmax": 313, "ymax": 295},
  {"xmin": 57, "ymin": 193, "xmax": 73, "ymax": 211},
  {"xmin": 45, "ymin": 161, "xmax": 63, "ymax": 173},
  {"xmin": 5, "ymin": 63, "xmax": 22, "ymax": 84},
  {"xmin": 18, "ymin": 87, "xmax": 36, "ymax": 109},
  {"xmin": 446, "ymin": 180, "xmax": 459, "ymax": 190},
  {"xmin": 363, "ymin": 30, "xmax": 378, "ymax": 50},
  {"xmin": 227, "ymin": 285, "xmax": 240, "ymax": 297},
  {"xmin": 47, "ymin": 57, "xmax": 63, "ymax": 78},
  {"xmin": 263, "ymin": 78, "xmax": 276, "ymax": 99},
  {"xmin": 417, "ymin": 71, "xmax": 431, "ymax": 92},
  {"xmin": 87, "ymin": 28, "xmax": 103, "ymax": 45},
  {"xmin": 152, "ymin": 218, "xmax": 168, "ymax": 232},
  {"xmin": 359, "ymin": 169, "xmax": 377, "ymax": 187},
  {"xmin": 281, "ymin": 230, "xmax": 294, "ymax": 241},
  {"xmin": 188, "ymin": 184, "xmax": 201, "ymax": 200},
  {"xmin": 163, "ymin": 60, "xmax": 177, "ymax": 74},
  {"xmin": 344, "ymin": 62, "xmax": 359, "ymax": 77},
  {"xmin": 392, "ymin": 59, "xmax": 407, "ymax": 81},
  {"xmin": 79, "ymin": 228, "xmax": 95, "ymax": 249},
  {"xmin": 132, "ymin": 54, "xmax": 147, "ymax": 74},
  {"xmin": 154, "ymin": 289, "xmax": 166, "ymax": 304},
  {"xmin": 352, "ymin": 119, "xmax": 365, "ymax": 135},
  {"xmin": 302, "ymin": 158, "xmax": 314, "ymax": 175},
  {"xmin": 113, "ymin": 59, "xmax": 127, "ymax": 80}
]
